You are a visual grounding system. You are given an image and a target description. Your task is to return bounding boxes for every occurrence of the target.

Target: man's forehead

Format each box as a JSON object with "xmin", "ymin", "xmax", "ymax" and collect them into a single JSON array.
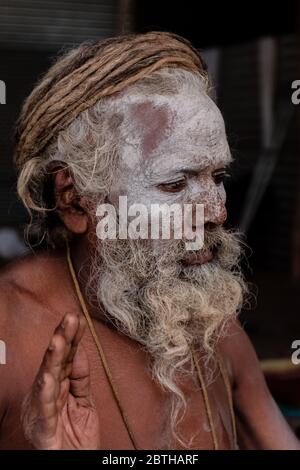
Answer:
[
  {"xmin": 127, "ymin": 100, "xmax": 174, "ymax": 156},
  {"xmin": 119, "ymin": 86, "xmax": 231, "ymax": 172}
]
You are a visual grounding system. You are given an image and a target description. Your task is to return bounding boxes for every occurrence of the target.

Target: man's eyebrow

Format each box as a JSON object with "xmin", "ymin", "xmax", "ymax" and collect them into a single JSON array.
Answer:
[
  {"xmin": 148, "ymin": 157, "xmax": 233, "ymax": 183},
  {"xmin": 175, "ymin": 166, "xmax": 204, "ymax": 176},
  {"xmin": 175, "ymin": 159, "xmax": 232, "ymax": 176}
]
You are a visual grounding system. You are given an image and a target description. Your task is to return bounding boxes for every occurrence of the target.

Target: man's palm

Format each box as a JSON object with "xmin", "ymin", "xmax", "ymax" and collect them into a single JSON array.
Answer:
[{"xmin": 21, "ymin": 313, "xmax": 100, "ymax": 449}]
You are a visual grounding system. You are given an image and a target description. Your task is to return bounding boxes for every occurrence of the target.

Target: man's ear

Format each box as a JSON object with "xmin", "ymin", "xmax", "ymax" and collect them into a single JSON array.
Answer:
[{"xmin": 53, "ymin": 167, "xmax": 89, "ymax": 235}]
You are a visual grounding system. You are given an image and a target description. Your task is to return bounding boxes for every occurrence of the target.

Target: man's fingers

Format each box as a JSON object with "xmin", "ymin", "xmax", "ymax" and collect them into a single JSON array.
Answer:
[
  {"xmin": 22, "ymin": 313, "xmax": 90, "ymax": 448},
  {"xmin": 54, "ymin": 312, "xmax": 81, "ymax": 353},
  {"xmin": 38, "ymin": 372, "xmax": 58, "ymax": 421},
  {"xmin": 44, "ymin": 333, "xmax": 70, "ymax": 381},
  {"xmin": 22, "ymin": 371, "xmax": 58, "ymax": 443},
  {"xmin": 67, "ymin": 314, "xmax": 86, "ymax": 363},
  {"xmin": 69, "ymin": 342, "xmax": 91, "ymax": 403},
  {"xmin": 41, "ymin": 312, "xmax": 85, "ymax": 381}
]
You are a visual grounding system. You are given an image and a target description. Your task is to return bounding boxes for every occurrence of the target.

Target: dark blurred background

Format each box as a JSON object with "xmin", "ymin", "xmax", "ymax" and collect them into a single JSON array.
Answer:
[{"xmin": 0, "ymin": 0, "xmax": 299, "ymax": 432}]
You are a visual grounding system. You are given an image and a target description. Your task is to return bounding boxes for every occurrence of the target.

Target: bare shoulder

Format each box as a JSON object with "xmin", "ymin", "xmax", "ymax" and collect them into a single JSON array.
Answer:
[
  {"xmin": 217, "ymin": 319, "xmax": 264, "ymax": 389},
  {"xmin": 218, "ymin": 320, "xmax": 300, "ymax": 449},
  {"xmin": 0, "ymin": 250, "xmax": 66, "ymax": 335}
]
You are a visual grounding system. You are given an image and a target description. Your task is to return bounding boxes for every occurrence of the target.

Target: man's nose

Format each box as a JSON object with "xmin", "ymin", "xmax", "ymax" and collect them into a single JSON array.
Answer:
[
  {"xmin": 204, "ymin": 197, "xmax": 227, "ymax": 226},
  {"xmin": 191, "ymin": 193, "xmax": 227, "ymax": 227}
]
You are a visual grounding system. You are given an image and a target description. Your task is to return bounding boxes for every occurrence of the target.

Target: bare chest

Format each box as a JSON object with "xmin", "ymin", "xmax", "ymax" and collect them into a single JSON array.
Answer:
[
  {"xmin": 84, "ymin": 322, "xmax": 236, "ymax": 450},
  {"xmin": 0, "ymin": 315, "xmax": 236, "ymax": 450}
]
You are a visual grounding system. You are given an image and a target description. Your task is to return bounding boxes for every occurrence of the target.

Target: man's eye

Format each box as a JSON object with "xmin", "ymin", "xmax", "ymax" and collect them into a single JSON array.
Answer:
[
  {"xmin": 213, "ymin": 170, "xmax": 231, "ymax": 186},
  {"xmin": 157, "ymin": 178, "xmax": 187, "ymax": 193}
]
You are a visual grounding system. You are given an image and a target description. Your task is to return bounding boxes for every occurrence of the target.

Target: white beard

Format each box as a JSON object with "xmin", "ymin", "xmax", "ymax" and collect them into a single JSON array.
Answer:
[{"xmin": 86, "ymin": 226, "xmax": 248, "ymax": 447}]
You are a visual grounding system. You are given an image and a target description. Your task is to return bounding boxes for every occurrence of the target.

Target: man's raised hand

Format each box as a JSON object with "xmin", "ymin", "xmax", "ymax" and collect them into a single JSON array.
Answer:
[{"xmin": 21, "ymin": 312, "xmax": 100, "ymax": 449}]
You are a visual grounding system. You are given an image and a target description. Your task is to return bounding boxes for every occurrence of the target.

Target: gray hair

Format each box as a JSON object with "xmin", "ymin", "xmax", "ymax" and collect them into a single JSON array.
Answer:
[{"xmin": 17, "ymin": 68, "xmax": 209, "ymax": 246}]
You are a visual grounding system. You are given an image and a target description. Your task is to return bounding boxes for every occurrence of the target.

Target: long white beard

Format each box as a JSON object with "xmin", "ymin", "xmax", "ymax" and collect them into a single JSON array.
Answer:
[{"xmin": 86, "ymin": 226, "xmax": 248, "ymax": 447}]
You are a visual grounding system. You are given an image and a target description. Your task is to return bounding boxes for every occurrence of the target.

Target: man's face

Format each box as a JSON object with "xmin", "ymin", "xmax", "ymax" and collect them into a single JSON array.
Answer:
[
  {"xmin": 108, "ymin": 81, "xmax": 232, "ymax": 262},
  {"xmin": 87, "ymin": 75, "xmax": 245, "ymax": 444}
]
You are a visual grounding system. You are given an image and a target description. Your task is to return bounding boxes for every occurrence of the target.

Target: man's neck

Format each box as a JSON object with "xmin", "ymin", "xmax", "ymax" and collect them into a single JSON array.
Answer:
[{"xmin": 69, "ymin": 236, "xmax": 114, "ymax": 329}]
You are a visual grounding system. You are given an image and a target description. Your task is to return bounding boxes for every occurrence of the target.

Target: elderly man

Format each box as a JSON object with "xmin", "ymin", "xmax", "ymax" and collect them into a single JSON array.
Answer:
[{"xmin": 0, "ymin": 32, "xmax": 298, "ymax": 450}]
